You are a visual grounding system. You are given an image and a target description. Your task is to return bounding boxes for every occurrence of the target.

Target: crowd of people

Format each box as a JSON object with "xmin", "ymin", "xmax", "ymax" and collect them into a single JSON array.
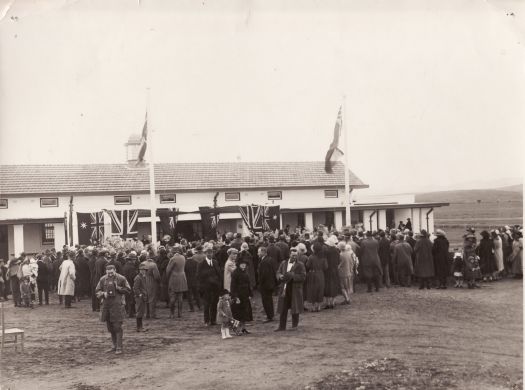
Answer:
[{"xmin": 0, "ymin": 223, "xmax": 522, "ymax": 353}]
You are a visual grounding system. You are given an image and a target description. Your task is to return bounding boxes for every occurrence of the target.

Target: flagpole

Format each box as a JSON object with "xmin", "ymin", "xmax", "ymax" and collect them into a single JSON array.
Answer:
[
  {"xmin": 147, "ymin": 88, "xmax": 157, "ymax": 253},
  {"xmin": 342, "ymin": 95, "xmax": 351, "ymax": 228}
]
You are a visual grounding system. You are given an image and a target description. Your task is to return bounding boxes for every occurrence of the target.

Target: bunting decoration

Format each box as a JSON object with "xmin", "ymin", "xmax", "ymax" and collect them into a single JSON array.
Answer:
[{"xmin": 239, "ymin": 205, "xmax": 280, "ymax": 233}]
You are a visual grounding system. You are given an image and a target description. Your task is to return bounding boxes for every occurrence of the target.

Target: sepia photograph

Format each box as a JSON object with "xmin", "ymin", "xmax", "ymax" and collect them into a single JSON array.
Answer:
[{"xmin": 0, "ymin": 1, "xmax": 523, "ymax": 389}]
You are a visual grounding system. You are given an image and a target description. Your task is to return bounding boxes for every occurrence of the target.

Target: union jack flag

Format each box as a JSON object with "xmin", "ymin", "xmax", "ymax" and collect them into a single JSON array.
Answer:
[
  {"xmin": 239, "ymin": 205, "xmax": 280, "ymax": 233},
  {"xmin": 108, "ymin": 210, "xmax": 139, "ymax": 239}
]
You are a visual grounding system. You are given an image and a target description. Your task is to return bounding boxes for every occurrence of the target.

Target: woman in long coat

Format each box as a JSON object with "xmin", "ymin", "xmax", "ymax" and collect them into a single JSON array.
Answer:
[
  {"xmin": 156, "ymin": 247, "xmax": 171, "ymax": 308},
  {"xmin": 510, "ymin": 233, "xmax": 523, "ymax": 278},
  {"xmin": 324, "ymin": 236, "xmax": 341, "ymax": 309},
  {"xmin": 305, "ymin": 242, "xmax": 327, "ymax": 312},
  {"xmin": 230, "ymin": 258, "xmax": 253, "ymax": 334},
  {"xmin": 223, "ymin": 248, "xmax": 238, "ymax": 292},
  {"xmin": 476, "ymin": 231, "xmax": 496, "ymax": 281},
  {"xmin": 359, "ymin": 231, "xmax": 383, "ymax": 292},
  {"xmin": 492, "ymin": 231, "xmax": 505, "ymax": 277},
  {"xmin": 239, "ymin": 243, "xmax": 256, "ymax": 289},
  {"xmin": 166, "ymin": 247, "xmax": 188, "ymax": 318},
  {"xmin": 414, "ymin": 230, "xmax": 434, "ymax": 289},
  {"xmin": 58, "ymin": 253, "xmax": 76, "ymax": 308},
  {"xmin": 432, "ymin": 229, "xmax": 450, "ymax": 288}
]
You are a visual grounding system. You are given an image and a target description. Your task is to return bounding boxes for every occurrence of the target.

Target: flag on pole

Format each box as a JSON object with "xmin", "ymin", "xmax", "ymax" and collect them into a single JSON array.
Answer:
[
  {"xmin": 324, "ymin": 106, "xmax": 344, "ymax": 173},
  {"xmin": 107, "ymin": 210, "xmax": 139, "ymax": 239},
  {"xmin": 239, "ymin": 205, "xmax": 280, "ymax": 233},
  {"xmin": 77, "ymin": 212, "xmax": 105, "ymax": 245},
  {"xmin": 136, "ymin": 113, "xmax": 148, "ymax": 165}
]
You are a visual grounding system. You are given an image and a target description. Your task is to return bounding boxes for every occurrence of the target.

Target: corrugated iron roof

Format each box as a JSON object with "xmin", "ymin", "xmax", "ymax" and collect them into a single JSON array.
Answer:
[{"xmin": 0, "ymin": 161, "xmax": 368, "ymax": 195}]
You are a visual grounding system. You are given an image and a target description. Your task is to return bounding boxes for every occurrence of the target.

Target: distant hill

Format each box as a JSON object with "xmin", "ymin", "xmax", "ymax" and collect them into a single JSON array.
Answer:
[
  {"xmin": 416, "ymin": 187, "xmax": 522, "ymax": 247},
  {"xmin": 495, "ymin": 184, "xmax": 523, "ymax": 192}
]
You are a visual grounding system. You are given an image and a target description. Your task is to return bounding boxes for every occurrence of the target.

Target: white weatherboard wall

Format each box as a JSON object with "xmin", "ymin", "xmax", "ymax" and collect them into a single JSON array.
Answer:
[{"xmin": 0, "ymin": 188, "xmax": 348, "ymax": 221}]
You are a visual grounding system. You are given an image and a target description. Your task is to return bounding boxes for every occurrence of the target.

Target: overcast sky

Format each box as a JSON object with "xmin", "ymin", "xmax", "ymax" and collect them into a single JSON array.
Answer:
[{"xmin": 0, "ymin": 0, "xmax": 523, "ymax": 195}]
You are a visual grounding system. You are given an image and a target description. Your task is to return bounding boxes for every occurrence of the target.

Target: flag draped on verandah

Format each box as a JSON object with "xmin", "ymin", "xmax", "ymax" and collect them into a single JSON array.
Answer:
[
  {"xmin": 239, "ymin": 205, "xmax": 280, "ymax": 234},
  {"xmin": 77, "ymin": 211, "xmax": 105, "ymax": 245}
]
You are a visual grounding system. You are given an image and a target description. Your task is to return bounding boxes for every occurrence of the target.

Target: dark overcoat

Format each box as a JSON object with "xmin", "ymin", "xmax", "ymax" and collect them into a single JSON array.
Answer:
[
  {"xmin": 257, "ymin": 256, "xmax": 277, "ymax": 291},
  {"xmin": 414, "ymin": 237, "xmax": 435, "ymax": 278},
  {"xmin": 432, "ymin": 236, "xmax": 450, "ymax": 278},
  {"xmin": 359, "ymin": 238, "xmax": 383, "ymax": 279},
  {"xmin": 74, "ymin": 255, "xmax": 91, "ymax": 296},
  {"xmin": 230, "ymin": 268, "xmax": 253, "ymax": 322},
  {"xmin": 324, "ymin": 246, "xmax": 341, "ymax": 298},
  {"xmin": 196, "ymin": 258, "xmax": 222, "ymax": 294},
  {"xmin": 276, "ymin": 260, "xmax": 306, "ymax": 315},
  {"xmin": 96, "ymin": 274, "xmax": 130, "ymax": 323},
  {"xmin": 476, "ymin": 238, "xmax": 496, "ymax": 275}
]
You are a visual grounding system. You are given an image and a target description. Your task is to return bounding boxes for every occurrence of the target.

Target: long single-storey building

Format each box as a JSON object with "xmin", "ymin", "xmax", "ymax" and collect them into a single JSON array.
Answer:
[{"xmin": 0, "ymin": 140, "xmax": 448, "ymax": 258}]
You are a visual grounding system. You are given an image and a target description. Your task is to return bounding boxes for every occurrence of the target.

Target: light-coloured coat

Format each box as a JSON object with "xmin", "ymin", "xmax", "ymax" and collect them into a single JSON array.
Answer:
[{"xmin": 58, "ymin": 259, "xmax": 76, "ymax": 296}]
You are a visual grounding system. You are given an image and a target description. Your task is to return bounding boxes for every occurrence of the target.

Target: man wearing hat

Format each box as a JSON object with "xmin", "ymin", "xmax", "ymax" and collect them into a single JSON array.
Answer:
[
  {"xmin": 91, "ymin": 249, "xmax": 109, "ymax": 312},
  {"xmin": 133, "ymin": 263, "xmax": 148, "ymax": 332},
  {"xmin": 95, "ymin": 264, "xmax": 131, "ymax": 354},
  {"xmin": 197, "ymin": 243, "xmax": 222, "ymax": 326},
  {"xmin": 142, "ymin": 255, "xmax": 161, "ymax": 319},
  {"xmin": 275, "ymin": 247, "xmax": 306, "ymax": 331},
  {"xmin": 122, "ymin": 252, "xmax": 138, "ymax": 318}
]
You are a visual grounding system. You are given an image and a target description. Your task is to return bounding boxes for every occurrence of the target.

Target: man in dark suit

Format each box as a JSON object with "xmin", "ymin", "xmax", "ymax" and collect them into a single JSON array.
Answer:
[
  {"xmin": 36, "ymin": 255, "xmax": 50, "ymax": 305},
  {"xmin": 275, "ymin": 235, "xmax": 290, "ymax": 261},
  {"xmin": 378, "ymin": 231, "xmax": 391, "ymax": 288},
  {"xmin": 215, "ymin": 239, "xmax": 230, "ymax": 270},
  {"xmin": 359, "ymin": 231, "xmax": 383, "ymax": 292},
  {"xmin": 257, "ymin": 246, "xmax": 277, "ymax": 322},
  {"xmin": 197, "ymin": 243, "xmax": 222, "ymax": 326},
  {"xmin": 275, "ymin": 248, "xmax": 306, "ymax": 331},
  {"xmin": 266, "ymin": 236, "xmax": 282, "ymax": 264}
]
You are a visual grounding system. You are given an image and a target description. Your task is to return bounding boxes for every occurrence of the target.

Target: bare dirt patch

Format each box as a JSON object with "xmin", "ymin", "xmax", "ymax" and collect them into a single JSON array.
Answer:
[{"xmin": 0, "ymin": 279, "xmax": 522, "ymax": 390}]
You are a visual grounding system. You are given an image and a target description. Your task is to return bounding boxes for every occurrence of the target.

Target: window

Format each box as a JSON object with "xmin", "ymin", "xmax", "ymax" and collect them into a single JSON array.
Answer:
[
  {"xmin": 225, "ymin": 192, "xmax": 240, "ymax": 201},
  {"xmin": 42, "ymin": 223, "xmax": 55, "ymax": 245},
  {"xmin": 114, "ymin": 195, "xmax": 131, "ymax": 205},
  {"xmin": 160, "ymin": 194, "xmax": 176, "ymax": 204},
  {"xmin": 324, "ymin": 190, "xmax": 338, "ymax": 198},
  {"xmin": 267, "ymin": 191, "xmax": 282, "ymax": 200},
  {"xmin": 40, "ymin": 198, "xmax": 58, "ymax": 207},
  {"xmin": 0, "ymin": 199, "xmax": 7, "ymax": 209}
]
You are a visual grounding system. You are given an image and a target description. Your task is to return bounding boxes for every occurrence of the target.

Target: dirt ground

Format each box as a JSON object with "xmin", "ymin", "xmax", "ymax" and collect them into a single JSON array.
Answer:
[{"xmin": 0, "ymin": 279, "xmax": 522, "ymax": 390}]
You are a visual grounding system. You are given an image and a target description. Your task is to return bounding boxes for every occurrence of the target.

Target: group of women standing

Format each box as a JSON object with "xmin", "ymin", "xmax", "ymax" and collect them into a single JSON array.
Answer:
[{"xmin": 476, "ymin": 228, "xmax": 523, "ymax": 281}]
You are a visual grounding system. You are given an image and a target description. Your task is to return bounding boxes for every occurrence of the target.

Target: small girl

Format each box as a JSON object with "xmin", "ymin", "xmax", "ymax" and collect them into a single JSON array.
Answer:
[
  {"xmin": 451, "ymin": 252, "xmax": 465, "ymax": 288},
  {"xmin": 216, "ymin": 289, "xmax": 233, "ymax": 340},
  {"xmin": 464, "ymin": 254, "xmax": 481, "ymax": 289},
  {"xmin": 20, "ymin": 276, "xmax": 33, "ymax": 308}
]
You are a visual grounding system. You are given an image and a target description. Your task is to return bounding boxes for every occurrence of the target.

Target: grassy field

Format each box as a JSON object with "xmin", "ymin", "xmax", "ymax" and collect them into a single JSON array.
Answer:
[{"xmin": 416, "ymin": 186, "xmax": 523, "ymax": 248}]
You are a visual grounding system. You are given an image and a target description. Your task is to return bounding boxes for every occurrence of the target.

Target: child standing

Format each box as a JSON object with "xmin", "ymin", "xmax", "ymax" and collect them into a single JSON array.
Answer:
[
  {"xmin": 216, "ymin": 289, "xmax": 233, "ymax": 340},
  {"xmin": 451, "ymin": 252, "xmax": 465, "ymax": 288},
  {"xmin": 464, "ymin": 254, "xmax": 481, "ymax": 289},
  {"xmin": 20, "ymin": 276, "xmax": 33, "ymax": 308}
]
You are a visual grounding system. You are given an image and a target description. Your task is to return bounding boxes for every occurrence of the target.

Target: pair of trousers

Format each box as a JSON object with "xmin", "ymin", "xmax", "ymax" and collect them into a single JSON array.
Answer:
[
  {"xmin": 260, "ymin": 288, "xmax": 274, "ymax": 320},
  {"xmin": 419, "ymin": 277, "xmax": 432, "ymax": 288},
  {"xmin": 201, "ymin": 289, "xmax": 219, "ymax": 324},
  {"xmin": 146, "ymin": 298, "xmax": 157, "ymax": 318},
  {"xmin": 186, "ymin": 285, "xmax": 201, "ymax": 310},
  {"xmin": 398, "ymin": 273, "xmax": 411, "ymax": 287},
  {"xmin": 64, "ymin": 295, "xmax": 73, "ymax": 307},
  {"xmin": 10, "ymin": 277, "xmax": 21, "ymax": 306},
  {"xmin": 125, "ymin": 294, "xmax": 136, "ymax": 317},
  {"xmin": 37, "ymin": 282, "xmax": 49, "ymax": 304},
  {"xmin": 106, "ymin": 320, "xmax": 123, "ymax": 349},
  {"xmin": 365, "ymin": 276, "xmax": 381, "ymax": 292},
  {"xmin": 381, "ymin": 263, "xmax": 390, "ymax": 288},
  {"xmin": 278, "ymin": 285, "xmax": 299, "ymax": 329}
]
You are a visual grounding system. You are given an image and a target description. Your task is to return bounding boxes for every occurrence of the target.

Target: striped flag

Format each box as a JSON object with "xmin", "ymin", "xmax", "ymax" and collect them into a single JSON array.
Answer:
[
  {"xmin": 324, "ymin": 106, "xmax": 344, "ymax": 173},
  {"xmin": 108, "ymin": 210, "xmax": 139, "ymax": 239},
  {"xmin": 136, "ymin": 113, "xmax": 148, "ymax": 165}
]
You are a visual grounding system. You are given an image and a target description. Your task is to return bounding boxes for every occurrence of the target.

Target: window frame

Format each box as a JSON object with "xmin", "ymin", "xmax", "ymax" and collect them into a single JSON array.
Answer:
[
  {"xmin": 40, "ymin": 198, "xmax": 59, "ymax": 208},
  {"xmin": 324, "ymin": 189, "xmax": 339, "ymax": 198},
  {"xmin": 0, "ymin": 199, "xmax": 7, "ymax": 209},
  {"xmin": 114, "ymin": 195, "xmax": 132, "ymax": 205},
  {"xmin": 267, "ymin": 191, "xmax": 282, "ymax": 200},
  {"xmin": 224, "ymin": 192, "xmax": 240, "ymax": 202},
  {"xmin": 159, "ymin": 194, "xmax": 176, "ymax": 204},
  {"xmin": 42, "ymin": 223, "xmax": 55, "ymax": 245}
]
